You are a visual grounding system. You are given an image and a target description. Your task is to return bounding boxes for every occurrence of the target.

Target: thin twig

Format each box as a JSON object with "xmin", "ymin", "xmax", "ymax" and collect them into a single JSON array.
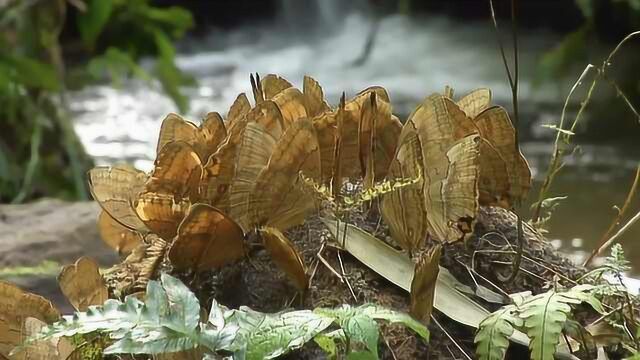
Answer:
[
  {"xmin": 595, "ymin": 210, "xmax": 640, "ymax": 258},
  {"xmin": 583, "ymin": 165, "xmax": 640, "ymax": 266},
  {"xmin": 431, "ymin": 315, "xmax": 473, "ymax": 360}
]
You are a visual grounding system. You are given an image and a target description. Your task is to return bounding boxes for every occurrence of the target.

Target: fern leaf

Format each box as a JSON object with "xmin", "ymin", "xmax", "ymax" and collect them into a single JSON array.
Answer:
[
  {"xmin": 519, "ymin": 291, "xmax": 581, "ymax": 360},
  {"xmin": 475, "ymin": 305, "xmax": 522, "ymax": 360},
  {"xmin": 225, "ymin": 307, "xmax": 335, "ymax": 360}
]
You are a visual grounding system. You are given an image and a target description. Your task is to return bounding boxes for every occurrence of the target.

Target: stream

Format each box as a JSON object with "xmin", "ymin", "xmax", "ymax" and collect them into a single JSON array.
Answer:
[{"xmin": 69, "ymin": 10, "xmax": 640, "ymax": 274}]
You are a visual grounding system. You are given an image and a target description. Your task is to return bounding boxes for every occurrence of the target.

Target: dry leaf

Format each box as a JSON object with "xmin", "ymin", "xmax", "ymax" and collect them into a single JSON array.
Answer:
[
  {"xmin": 58, "ymin": 257, "xmax": 108, "ymax": 311},
  {"xmin": 88, "ymin": 164, "xmax": 149, "ymax": 233},
  {"xmin": 259, "ymin": 227, "xmax": 308, "ymax": 291},
  {"xmin": 97, "ymin": 210, "xmax": 143, "ymax": 255},
  {"xmin": 169, "ymin": 204, "xmax": 245, "ymax": 271},
  {"xmin": 410, "ymin": 244, "xmax": 442, "ymax": 324}
]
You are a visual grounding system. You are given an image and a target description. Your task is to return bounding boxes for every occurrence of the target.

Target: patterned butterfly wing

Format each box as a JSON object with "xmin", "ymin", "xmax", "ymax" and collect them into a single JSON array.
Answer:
[
  {"xmin": 196, "ymin": 111, "xmax": 227, "ymax": 161},
  {"xmin": 135, "ymin": 192, "xmax": 191, "ymax": 240},
  {"xmin": 457, "ymin": 88, "xmax": 492, "ymax": 119},
  {"xmin": 303, "ymin": 75, "xmax": 330, "ymax": 117},
  {"xmin": 474, "ymin": 106, "xmax": 531, "ymax": 206},
  {"xmin": 250, "ymin": 118, "xmax": 321, "ymax": 231},
  {"xmin": 156, "ymin": 113, "xmax": 198, "ymax": 155},
  {"xmin": 410, "ymin": 243, "xmax": 442, "ymax": 324},
  {"xmin": 88, "ymin": 165, "xmax": 149, "ymax": 232},
  {"xmin": 261, "ymin": 74, "xmax": 293, "ymax": 99},
  {"xmin": 58, "ymin": 257, "xmax": 108, "ymax": 311},
  {"xmin": 227, "ymin": 93, "xmax": 251, "ymax": 126},
  {"xmin": 169, "ymin": 204, "xmax": 245, "ymax": 272},
  {"xmin": 259, "ymin": 227, "xmax": 308, "ymax": 291},
  {"xmin": 97, "ymin": 210, "xmax": 143, "ymax": 255},
  {"xmin": 272, "ymin": 87, "xmax": 308, "ymax": 129},
  {"xmin": 380, "ymin": 120, "xmax": 429, "ymax": 253},
  {"xmin": 146, "ymin": 141, "xmax": 203, "ymax": 199}
]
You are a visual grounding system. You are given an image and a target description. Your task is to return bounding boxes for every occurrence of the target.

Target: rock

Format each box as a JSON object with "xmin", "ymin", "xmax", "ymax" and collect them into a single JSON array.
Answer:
[
  {"xmin": 0, "ymin": 199, "xmax": 118, "ymax": 267},
  {"xmin": 0, "ymin": 199, "xmax": 119, "ymax": 313}
]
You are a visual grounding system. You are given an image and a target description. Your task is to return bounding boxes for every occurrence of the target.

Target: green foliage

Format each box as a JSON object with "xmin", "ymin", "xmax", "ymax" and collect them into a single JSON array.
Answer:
[
  {"xmin": 29, "ymin": 273, "xmax": 428, "ymax": 360},
  {"xmin": 0, "ymin": 0, "xmax": 195, "ymax": 202},
  {"xmin": 475, "ymin": 285, "xmax": 603, "ymax": 360},
  {"xmin": 475, "ymin": 307, "xmax": 522, "ymax": 360}
]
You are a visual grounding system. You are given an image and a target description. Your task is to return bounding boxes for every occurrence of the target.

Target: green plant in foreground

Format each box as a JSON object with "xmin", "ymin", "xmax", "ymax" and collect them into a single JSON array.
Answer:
[
  {"xmin": 475, "ymin": 284, "xmax": 604, "ymax": 360},
  {"xmin": 26, "ymin": 273, "xmax": 428, "ymax": 360}
]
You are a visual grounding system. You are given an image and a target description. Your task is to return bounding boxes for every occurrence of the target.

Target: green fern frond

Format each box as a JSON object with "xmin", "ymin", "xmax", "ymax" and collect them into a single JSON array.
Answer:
[{"xmin": 475, "ymin": 305, "xmax": 522, "ymax": 360}]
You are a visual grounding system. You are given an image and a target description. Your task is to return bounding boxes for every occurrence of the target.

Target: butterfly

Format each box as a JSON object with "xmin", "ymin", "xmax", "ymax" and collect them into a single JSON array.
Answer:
[
  {"xmin": 258, "ymin": 227, "xmax": 308, "ymax": 291},
  {"xmin": 97, "ymin": 209, "xmax": 143, "ymax": 255},
  {"xmin": 57, "ymin": 257, "xmax": 108, "ymax": 311},
  {"xmin": 168, "ymin": 204, "xmax": 245, "ymax": 272},
  {"xmin": 156, "ymin": 112, "xmax": 227, "ymax": 162}
]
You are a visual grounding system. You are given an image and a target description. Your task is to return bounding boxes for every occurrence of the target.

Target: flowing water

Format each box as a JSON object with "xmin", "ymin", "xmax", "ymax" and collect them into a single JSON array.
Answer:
[{"xmin": 69, "ymin": 8, "xmax": 640, "ymax": 274}]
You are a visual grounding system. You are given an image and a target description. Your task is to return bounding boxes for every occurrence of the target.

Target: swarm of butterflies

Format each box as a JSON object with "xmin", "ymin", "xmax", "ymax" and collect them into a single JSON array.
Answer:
[{"xmin": 90, "ymin": 74, "xmax": 532, "ymax": 297}]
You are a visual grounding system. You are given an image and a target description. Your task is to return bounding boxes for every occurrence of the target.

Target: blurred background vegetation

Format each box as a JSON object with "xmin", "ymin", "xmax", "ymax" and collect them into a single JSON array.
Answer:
[{"xmin": 0, "ymin": 0, "xmax": 639, "ymax": 204}]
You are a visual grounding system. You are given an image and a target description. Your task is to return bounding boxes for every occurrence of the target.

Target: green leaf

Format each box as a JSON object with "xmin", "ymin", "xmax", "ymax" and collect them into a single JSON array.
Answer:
[
  {"xmin": 153, "ymin": 31, "xmax": 193, "ymax": 112},
  {"xmin": 87, "ymin": 47, "xmax": 151, "ymax": 86},
  {"xmin": 519, "ymin": 290, "xmax": 583, "ymax": 360},
  {"xmin": 356, "ymin": 304, "xmax": 429, "ymax": 341},
  {"xmin": 160, "ymin": 273, "xmax": 200, "ymax": 333},
  {"xmin": 104, "ymin": 327, "xmax": 198, "ymax": 354},
  {"xmin": 314, "ymin": 330, "xmax": 345, "ymax": 359},
  {"xmin": 475, "ymin": 306, "xmax": 522, "ymax": 360},
  {"xmin": 77, "ymin": 0, "xmax": 113, "ymax": 46},
  {"xmin": 226, "ymin": 307, "xmax": 335, "ymax": 360},
  {"xmin": 0, "ymin": 55, "xmax": 60, "ymax": 91}
]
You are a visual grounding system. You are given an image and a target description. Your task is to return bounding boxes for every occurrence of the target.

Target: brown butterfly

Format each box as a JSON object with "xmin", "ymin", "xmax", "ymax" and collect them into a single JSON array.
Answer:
[
  {"xmin": 156, "ymin": 112, "xmax": 227, "ymax": 162},
  {"xmin": 260, "ymin": 73, "xmax": 293, "ymax": 100},
  {"xmin": 58, "ymin": 257, "xmax": 108, "ymax": 311},
  {"xmin": 226, "ymin": 93, "xmax": 252, "ymax": 128},
  {"xmin": 134, "ymin": 191, "xmax": 191, "ymax": 241},
  {"xmin": 0, "ymin": 281, "xmax": 61, "ymax": 358},
  {"xmin": 249, "ymin": 117, "xmax": 322, "ymax": 231},
  {"xmin": 88, "ymin": 164, "xmax": 149, "ymax": 233},
  {"xmin": 410, "ymin": 243, "xmax": 442, "ymax": 324},
  {"xmin": 203, "ymin": 100, "xmax": 283, "ymax": 213},
  {"xmin": 258, "ymin": 227, "xmax": 308, "ymax": 291},
  {"xmin": 474, "ymin": 106, "xmax": 532, "ymax": 206},
  {"xmin": 455, "ymin": 88, "xmax": 492, "ymax": 119},
  {"xmin": 380, "ymin": 119, "xmax": 429, "ymax": 254},
  {"xmin": 303, "ymin": 75, "xmax": 331, "ymax": 117},
  {"xmin": 97, "ymin": 210, "xmax": 143, "ymax": 255},
  {"xmin": 168, "ymin": 204, "xmax": 245, "ymax": 272},
  {"xmin": 145, "ymin": 140, "xmax": 203, "ymax": 200},
  {"xmin": 410, "ymin": 94, "xmax": 481, "ymax": 242}
]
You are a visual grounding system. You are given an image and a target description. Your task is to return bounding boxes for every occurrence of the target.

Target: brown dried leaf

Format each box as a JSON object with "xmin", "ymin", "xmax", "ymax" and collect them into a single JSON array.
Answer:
[
  {"xmin": 457, "ymin": 88, "xmax": 492, "ymax": 119},
  {"xmin": 303, "ymin": 75, "xmax": 330, "ymax": 117},
  {"xmin": 250, "ymin": 118, "xmax": 321, "ymax": 231},
  {"xmin": 474, "ymin": 106, "xmax": 532, "ymax": 205},
  {"xmin": 97, "ymin": 210, "xmax": 143, "ymax": 255},
  {"xmin": 410, "ymin": 243, "xmax": 442, "ymax": 324},
  {"xmin": 88, "ymin": 164, "xmax": 149, "ymax": 232},
  {"xmin": 169, "ymin": 204, "xmax": 245, "ymax": 271},
  {"xmin": 58, "ymin": 257, "xmax": 108, "ymax": 311},
  {"xmin": 134, "ymin": 192, "xmax": 191, "ymax": 240},
  {"xmin": 261, "ymin": 74, "xmax": 293, "ymax": 100},
  {"xmin": 259, "ymin": 227, "xmax": 308, "ymax": 291},
  {"xmin": 380, "ymin": 120, "xmax": 429, "ymax": 253}
]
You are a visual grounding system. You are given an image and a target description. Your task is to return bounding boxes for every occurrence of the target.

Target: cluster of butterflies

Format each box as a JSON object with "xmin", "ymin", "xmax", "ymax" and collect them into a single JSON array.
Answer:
[{"xmin": 90, "ymin": 74, "xmax": 531, "ymax": 293}]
